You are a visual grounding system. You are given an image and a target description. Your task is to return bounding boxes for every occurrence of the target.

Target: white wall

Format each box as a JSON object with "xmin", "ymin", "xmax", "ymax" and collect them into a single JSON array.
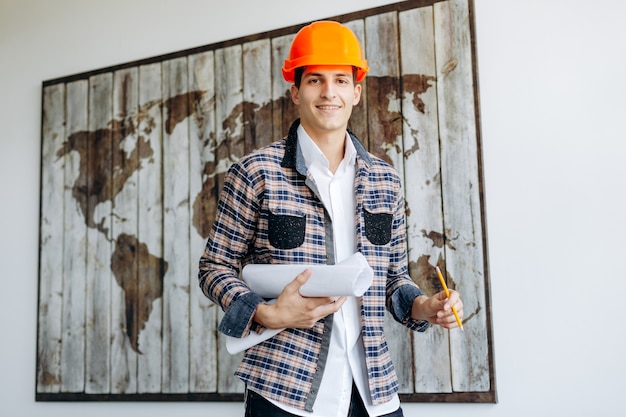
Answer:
[{"xmin": 1, "ymin": 0, "xmax": 625, "ymax": 415}]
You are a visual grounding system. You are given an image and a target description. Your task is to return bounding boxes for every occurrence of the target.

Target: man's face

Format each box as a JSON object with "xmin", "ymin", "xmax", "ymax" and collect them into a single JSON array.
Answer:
[{"xmin": 290, "ymin": 65, "xmax": 361, "ymax": 141}]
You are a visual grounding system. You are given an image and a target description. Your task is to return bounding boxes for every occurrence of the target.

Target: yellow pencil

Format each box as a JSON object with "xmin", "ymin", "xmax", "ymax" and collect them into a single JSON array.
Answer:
[{"xmin": 435, "ymin": 266, "xmax": 464, "ymax": 331}]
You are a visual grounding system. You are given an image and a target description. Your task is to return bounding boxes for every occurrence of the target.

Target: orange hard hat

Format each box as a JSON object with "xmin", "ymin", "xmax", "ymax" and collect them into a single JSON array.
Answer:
[{"xmin": 282, "ymin": 21, "xmax": 369, "ymax": 83}]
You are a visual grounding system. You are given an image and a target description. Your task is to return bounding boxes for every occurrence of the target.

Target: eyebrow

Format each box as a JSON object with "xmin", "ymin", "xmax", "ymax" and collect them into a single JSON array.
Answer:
[{"xmin": 303, "ymin": 71, "xmax": 351, "ymax": 78}]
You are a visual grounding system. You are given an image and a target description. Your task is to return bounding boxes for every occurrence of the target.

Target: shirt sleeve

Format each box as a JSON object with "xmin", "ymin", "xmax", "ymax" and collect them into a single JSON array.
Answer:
[
  {"xmin": 389, "ymin": 284, "xmax": 430, "ymax": 332},
  {"xmin": 218, "ymin": 292, "xmax": 266, "ymax": 337},
  {"xmin": 198, "ymin": 161, "xmax": 264, "ymax": 338}
]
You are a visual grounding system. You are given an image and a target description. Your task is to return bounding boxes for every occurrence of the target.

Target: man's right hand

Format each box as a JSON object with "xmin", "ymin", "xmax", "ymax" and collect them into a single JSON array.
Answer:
[{"xmin": 253, "ymin": 269, "xmax": 347, "ymax": 329}]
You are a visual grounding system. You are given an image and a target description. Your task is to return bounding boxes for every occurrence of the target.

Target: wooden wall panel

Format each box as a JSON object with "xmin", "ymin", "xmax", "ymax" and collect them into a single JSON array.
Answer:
[
  {"xmin": 271, "ymin": 34, "xmax": 297, "ymax": 141},
  {"xmin": 137, "ymin": 62, "xmax": 165, "ymax": 393},
  {"xmin": 188, "ymin": 51, "xmax": 218, "ymax": 393},
  {"xmin": 60, "ymin": 80, "xmax": 89, "ymax": 393},
  {"xmin": 38, "ymin": 83, "xmax": 66, "ymax": 394},
  {"xmin": 243, "ymin": 39, "xmax": 273, "ymax": 151},
  {"xmin": 110, "ymin": 67, "xmax": 140, "ymax": 394},
  {"xmin": 161, "ymin": 57, "xmax": 191, "ymax": 394},
  {"xmin": 84, "ymin": 72, "xmax": 113, "ymax": 394},
  {"xmin": 37, "ymin": 0, "xmax": 494, "ymax": 402}
]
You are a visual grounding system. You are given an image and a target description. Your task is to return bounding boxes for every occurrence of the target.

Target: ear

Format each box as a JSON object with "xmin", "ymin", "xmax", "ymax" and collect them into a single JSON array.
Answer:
[
  {"xmin": 290, "ymin": 84, "xmax": 300, "ymax": 105},
  {"xmin": 352, "ymin": 84, "xmax": 362, "ymax": 106}
]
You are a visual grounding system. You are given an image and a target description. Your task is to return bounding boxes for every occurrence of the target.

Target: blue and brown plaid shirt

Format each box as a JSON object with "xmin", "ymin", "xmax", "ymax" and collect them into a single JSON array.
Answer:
[{"xmin": 198, "ymin": 119, "xmax": 429, "ymax": 412}]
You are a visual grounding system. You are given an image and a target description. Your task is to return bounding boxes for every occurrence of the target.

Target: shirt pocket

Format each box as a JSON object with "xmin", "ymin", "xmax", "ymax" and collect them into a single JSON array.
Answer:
[
  {"xmin": 267, "ymin": 203, "xmax": 306, "ymax": 249},
  {"xmin": 363, "ymin": 201, "xmax": 394, "ymax": 246}
]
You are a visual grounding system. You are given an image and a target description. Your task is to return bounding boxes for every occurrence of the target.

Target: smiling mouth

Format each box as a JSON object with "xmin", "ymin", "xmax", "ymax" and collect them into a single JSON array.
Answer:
[{"xmin": 317, "ymin": 105, "xmax": 341, "ymax": 110}]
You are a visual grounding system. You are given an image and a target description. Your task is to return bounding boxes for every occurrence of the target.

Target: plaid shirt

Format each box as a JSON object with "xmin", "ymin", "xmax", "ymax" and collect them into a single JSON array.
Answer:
[{"xmin": 198, "ymin": 120, "xmax": 429, "ymax": 412}]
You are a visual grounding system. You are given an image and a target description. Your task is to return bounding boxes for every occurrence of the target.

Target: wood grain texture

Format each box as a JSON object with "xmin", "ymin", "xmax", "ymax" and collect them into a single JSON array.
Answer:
[
  {"xmin": 110, "ymin": 66, "xmax": 139, "ymax": 394},
  {"xmin": 137, "ymin": 62, "xmax": 165, "ymax": 393},
  {"xmin": 85, "ymin": 72, "xmax": 113, "ymax": 394},
  {"xmin": 38, "ymin": 83, "xmax": 66, "ymax": 393},
  {"xmin": 161, "ymin": 57, "xmax": 191, "ymax": 394},
  {"xmin": 271, "ymin": 34, "xmax": 297, "ymax": 140},
  {"xmin": 188, "ymin": 51, "xmax": 218, "ymax": 393},
  {"xmin": 243, "ymin": 39, "xmax": 273, "ymax": 151}
]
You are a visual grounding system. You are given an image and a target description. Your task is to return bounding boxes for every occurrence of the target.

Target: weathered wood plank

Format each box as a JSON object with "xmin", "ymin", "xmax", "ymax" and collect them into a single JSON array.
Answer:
[
  {"xmin": 344, "ymin": 19, "xmax": 369, "ymax": 148},
  {"xmin": 136, "ymin": 62, "xmax": 164, "ymax": 393},
  {"xmin": 399, "ymin": 6, "xmax": 453, "ymax": 393},
  {"xmin": 110, "ymin": 67, "xmax": 139, "ymax": 394},
  {"xmin": 271, "ymin": 34, "xmax": 297, "ymax": 140},
  {"xmin": 215, "ymin": 44, "xmax": 246, "ymax": 394},
  {"xmin": 243, "ymin": 39, "xmax": 273, "ymax": 151},
  {"xmin": 434, "ymin": 0, "xmax": 490, "ymax": 392},
  {"xmin": 161, "ymin": 57, "xmax": 191, "ymax": 393},
  {"xmin": 60, "ymin": 80, "xmax": 88, "ymax": 393},
  {"xmin": 188, "ymin": 52, "xmax": 219, "ymax": 242},
  {"xmin": 85, "ymin": 72, "xmax": 113, "ymax": 394},
  {"xmin": 215, "ymin": 45, "xmax": 245, "ymax": 197},
  {"xmin": 188, "ymin": 50, "xmax": 218, "ymax": 393},
  {"xmin": 365, "ymin": 11, "xmax": 414, "ymax": 394},
  {"xmin": 365, "ymin": 12, "xmax": 404, "ymax": 169},
  {"xmin": 37, "ymin": 83, "xmax": 66, "ymax": 393}
]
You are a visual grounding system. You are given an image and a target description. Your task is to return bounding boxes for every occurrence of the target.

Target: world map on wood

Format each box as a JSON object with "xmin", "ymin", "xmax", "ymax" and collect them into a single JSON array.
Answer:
[
  {"xmin": 53, "ymin": 88, "xmax": 292, "ymax": 354},
  {"xmin": 37, "ymin": 0, "xmax": 495, "ymax": 402},
  {"xmin": 53, "ymin": 73, "xmax": 447, "ymax": 355}
]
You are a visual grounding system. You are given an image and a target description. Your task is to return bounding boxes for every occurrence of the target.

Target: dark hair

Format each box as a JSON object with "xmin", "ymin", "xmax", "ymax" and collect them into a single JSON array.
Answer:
[
  {"xmin": 293, "ymin": 66, "xmax": 358, "ymax": 88},
  {"xmin": 294, "ymin": 67, "xmax": 305, "ymax": 88}
]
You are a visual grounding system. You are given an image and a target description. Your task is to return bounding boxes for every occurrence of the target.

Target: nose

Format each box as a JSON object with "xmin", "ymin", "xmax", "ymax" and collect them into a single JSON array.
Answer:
[{"xmin": 320, "ymin": 82, "xmax": 336, "ymax": 99}]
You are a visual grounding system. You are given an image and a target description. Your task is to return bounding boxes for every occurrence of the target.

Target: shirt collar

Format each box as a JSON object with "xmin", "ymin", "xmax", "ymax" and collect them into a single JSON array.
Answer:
[
  {"xmin": 281, "ymin": 119, "xmax": 372, "ymax": 172},
  {"xmin": 297, "ymin": 124, "xmax": 357, "ymax": 173}
]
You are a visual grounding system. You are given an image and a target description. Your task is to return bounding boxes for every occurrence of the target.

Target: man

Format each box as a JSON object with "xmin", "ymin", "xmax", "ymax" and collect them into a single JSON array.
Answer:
[{"xmin": 198, "ymin": 20, "xmax": 463, "ymax": 417}]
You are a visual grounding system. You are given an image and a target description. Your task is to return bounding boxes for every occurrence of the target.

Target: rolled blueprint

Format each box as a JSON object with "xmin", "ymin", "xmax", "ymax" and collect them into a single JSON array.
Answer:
[
  {"xmin": 225, "ymin": 252, "xmax": 373, "ymax": 354},
  {"xmin": 242, "ymin": 252, "xmax": 373, "ymax": 298}
]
